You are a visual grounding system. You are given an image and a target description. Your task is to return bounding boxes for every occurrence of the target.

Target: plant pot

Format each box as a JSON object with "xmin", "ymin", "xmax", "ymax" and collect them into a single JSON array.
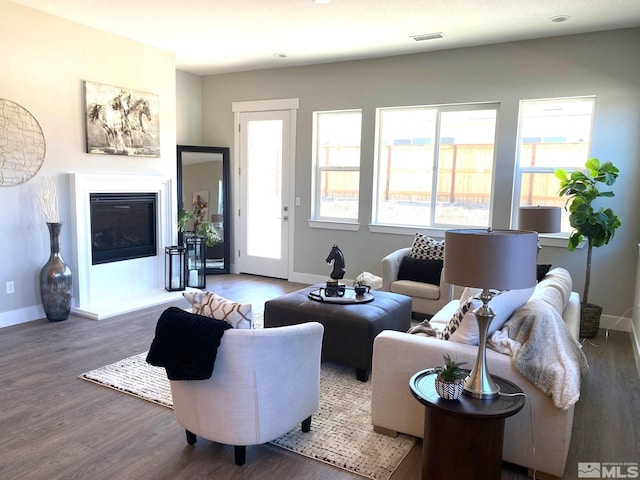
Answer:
[
  {"xmin": 580, "ymin": 302, "xmax": 603, "ymax": 338},
  {"xmin": 354, "ymin": 285, "xmax": 369, "ymax": 296},
  {"xmin": 434, "ymin": 376, "xmax": 465, "ymax": 400}
]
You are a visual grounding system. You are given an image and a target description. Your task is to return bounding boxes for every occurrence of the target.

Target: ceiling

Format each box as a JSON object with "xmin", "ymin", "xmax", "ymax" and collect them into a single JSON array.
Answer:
[{"xmin": 11, "ymin": 0, "xmax": 640, "ymax": 76}]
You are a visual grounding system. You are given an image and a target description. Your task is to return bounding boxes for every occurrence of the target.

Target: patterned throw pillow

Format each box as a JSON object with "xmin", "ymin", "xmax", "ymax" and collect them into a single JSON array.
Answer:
[
  {"xmin": 439, "ymin": 297, "xmax": 478, "ymax": 340},
  {"xmin": 409, "ymin": 233, "xmax": 444, "ymax": 261},
  {"xmin": 183, "ymin": 290, "xmax": 253, "ymax": 329},
  {"xmin": 440, "ymin": 286, "xmax": 535, "ymax": 345}
]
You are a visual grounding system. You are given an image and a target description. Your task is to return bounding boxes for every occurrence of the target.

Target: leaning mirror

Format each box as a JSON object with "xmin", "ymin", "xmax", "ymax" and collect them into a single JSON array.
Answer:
[{"xmin": 177, "ymin": 145, "xmax": 230, "ymax": 274}]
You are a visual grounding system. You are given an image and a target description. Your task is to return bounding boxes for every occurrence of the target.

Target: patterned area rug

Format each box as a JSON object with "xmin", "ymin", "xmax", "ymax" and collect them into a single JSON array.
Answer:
[{"xmin": 79, "ymin": 314, "xmax": 416, "ymax": 480}]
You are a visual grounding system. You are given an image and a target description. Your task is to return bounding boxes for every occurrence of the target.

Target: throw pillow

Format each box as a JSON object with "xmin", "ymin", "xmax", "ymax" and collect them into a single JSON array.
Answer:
[
  {"xmin": 397, "ymin": 256, "xmax": 444, "ymax": 285},
  {"xmin": 537, "ymin": 264, "xmax": 552, "ymax": 282},
  {"xmin": 442, "ymin": 286, "xmax": 536, "ymax": 345},
  {"xmin": 409, "ymin": 233, "xmax": 445, "ymax": 260},
  {"xmin": 184, "ymin": 290, "xmax": 253, "ymax": 329}
]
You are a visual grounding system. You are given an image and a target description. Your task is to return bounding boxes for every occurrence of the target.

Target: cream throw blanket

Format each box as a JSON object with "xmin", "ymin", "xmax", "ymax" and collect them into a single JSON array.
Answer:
[{"xmin": 488, "ymin": 299, "xmax": 588, "ymax": 410}]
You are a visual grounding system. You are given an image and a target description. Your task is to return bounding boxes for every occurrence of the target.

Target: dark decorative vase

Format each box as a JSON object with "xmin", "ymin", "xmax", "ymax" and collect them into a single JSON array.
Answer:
[{"xmin": 39, "ymin": 222, "xmax": 72, "ymax": 322}]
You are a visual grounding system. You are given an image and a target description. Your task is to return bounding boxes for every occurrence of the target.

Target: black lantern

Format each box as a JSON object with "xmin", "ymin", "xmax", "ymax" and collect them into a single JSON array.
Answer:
[
  {"xmin": 165, "ymin": 246, "xmax": 185, "ymax": 291},
  {"xmin": 185, "ymin": 235, "xmax": 206, "ymax": 289}
]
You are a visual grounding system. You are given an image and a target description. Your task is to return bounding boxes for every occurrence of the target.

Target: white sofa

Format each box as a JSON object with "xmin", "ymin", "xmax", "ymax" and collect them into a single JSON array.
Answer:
[{"xmin": 371, "ymin": 269, "xmax": 581, "ymax": 479}]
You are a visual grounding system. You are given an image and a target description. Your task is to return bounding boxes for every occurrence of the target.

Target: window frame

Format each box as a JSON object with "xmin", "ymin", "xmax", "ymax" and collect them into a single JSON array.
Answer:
[
  {"xmin": 310, "ymin": 109, "xmax": 362, "ymax": 226},
  {"xmin": 371, "ymin": 102, "xmax": 500, "ymax": 232},
  {"xmin": 511, "ymin": 96, "xmax": 596, "ymax": 237}
]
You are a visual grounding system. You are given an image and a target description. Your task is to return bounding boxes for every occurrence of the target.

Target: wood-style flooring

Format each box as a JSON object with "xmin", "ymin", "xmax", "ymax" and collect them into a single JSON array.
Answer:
[{"xmin": 0, "ymin": 274, "xmax": 638, "ymax": 480}]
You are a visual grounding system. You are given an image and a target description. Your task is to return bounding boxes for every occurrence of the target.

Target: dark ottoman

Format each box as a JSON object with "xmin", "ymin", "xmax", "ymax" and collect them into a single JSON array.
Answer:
[{"xmin": 264, "ymin": 285, "xmax": 411, "ymax": 381}]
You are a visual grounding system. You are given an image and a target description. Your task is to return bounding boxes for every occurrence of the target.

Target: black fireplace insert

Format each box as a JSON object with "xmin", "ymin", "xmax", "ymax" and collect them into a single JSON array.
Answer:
[{"xmin": 90, "ymin": 192, "xmax": 157, "ymax": 265}]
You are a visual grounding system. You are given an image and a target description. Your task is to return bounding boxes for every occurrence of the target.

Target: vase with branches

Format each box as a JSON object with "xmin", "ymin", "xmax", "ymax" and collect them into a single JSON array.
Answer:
[{"xmin": 555, "ymin": 158, "xmax": 622, "ymax": 336}]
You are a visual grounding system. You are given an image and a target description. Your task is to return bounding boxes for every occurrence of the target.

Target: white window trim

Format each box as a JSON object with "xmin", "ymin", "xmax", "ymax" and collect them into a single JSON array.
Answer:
[
  {"xmin": 511, "ymin": 96, "xmax": 595, "ymax": 230},
  {"xmin": 371, "ymin": 102, "xmax": 499, "ymax": 229},
  {"xmin": 311, "ymin": 109, "xmax": 362, "ymax": 223}
]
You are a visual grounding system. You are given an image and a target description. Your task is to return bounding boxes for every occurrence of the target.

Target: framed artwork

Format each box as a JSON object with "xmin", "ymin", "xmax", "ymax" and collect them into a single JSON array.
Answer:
[{"xmin": 84, "ymin": 81, "xmax": 160, "ymax": 157}]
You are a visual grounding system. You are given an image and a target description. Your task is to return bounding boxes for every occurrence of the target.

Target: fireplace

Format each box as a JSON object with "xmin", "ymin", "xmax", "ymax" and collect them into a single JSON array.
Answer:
[
  {"xmin": 90, "ymin": 192, "xmax": 157, "ymax": 265},
  {"xmin": 70, "ymin": 173, "xmax": 178, "ymax": 320}
]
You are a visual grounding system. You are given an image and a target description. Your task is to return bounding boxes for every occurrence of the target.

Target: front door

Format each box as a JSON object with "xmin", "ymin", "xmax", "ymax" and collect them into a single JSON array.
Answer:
[{"xmin": 237, "ymin": 109, "xmax": 292, "ymax": 279}]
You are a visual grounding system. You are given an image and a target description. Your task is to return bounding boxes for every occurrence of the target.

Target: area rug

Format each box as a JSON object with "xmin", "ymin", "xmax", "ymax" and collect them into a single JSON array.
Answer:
[{"xmin": 79, "ymin": 339, "xmax": 415, "ymax": 480}]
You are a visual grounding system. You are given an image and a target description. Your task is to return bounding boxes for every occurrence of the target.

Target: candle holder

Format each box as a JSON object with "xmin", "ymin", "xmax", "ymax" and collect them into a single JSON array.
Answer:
[{"xmin": 165, "ymin": 246, "xmax": 185, "ymax": 291}]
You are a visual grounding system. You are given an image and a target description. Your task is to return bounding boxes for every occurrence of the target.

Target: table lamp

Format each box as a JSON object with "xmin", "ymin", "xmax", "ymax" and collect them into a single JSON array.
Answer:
[
  {"xmin": 518, "ymin": 206, "xmax": 561, "ymax": 234},
  {"xmin": 444, "ymin": 228, "xmax": 537, "ymax": 398}
]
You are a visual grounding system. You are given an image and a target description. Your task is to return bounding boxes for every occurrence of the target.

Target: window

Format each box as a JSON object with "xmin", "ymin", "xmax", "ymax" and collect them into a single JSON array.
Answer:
[
  {"xmin": 514, "ymin": 97, "xmax": 595, "ymax": 232},
  {"xmin": 312, "ymin": 110, "xmax": 362, "ymax": 222},
  {"xmin": 373, "ymin": 104, "xmax": 498, "ymax": 228}
]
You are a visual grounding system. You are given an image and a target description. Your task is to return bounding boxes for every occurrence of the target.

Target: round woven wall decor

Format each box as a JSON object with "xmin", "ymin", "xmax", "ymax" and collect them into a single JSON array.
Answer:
[{"xmin": 0, "ymin": 98, "xmax": 46, "ymax": 186}]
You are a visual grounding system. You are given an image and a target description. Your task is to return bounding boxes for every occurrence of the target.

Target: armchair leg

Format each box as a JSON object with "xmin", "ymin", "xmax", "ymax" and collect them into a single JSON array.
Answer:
[
  {"xmin": 185, "ymin": 429, "xmax": 197, "ymax": 445},
  {"xmin": 234, "ymin": 446, "xmax": 246, "ymax": 466},
  {"xmin": 356, "ymin": 368, "xmax": 369, "ymax": 382},
  {"xmin": 302, "ymin": 415, "xmax": 312, "ymax": 432}
]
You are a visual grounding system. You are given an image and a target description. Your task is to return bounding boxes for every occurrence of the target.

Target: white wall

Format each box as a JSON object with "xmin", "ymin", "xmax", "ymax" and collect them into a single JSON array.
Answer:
[
  {"xmin": 199, "ymin": 28, "xmax": 640, "ymax": 321},
  {"xmin": 0, "ymin": 0, "xmax": 177, "ymax": 326}
]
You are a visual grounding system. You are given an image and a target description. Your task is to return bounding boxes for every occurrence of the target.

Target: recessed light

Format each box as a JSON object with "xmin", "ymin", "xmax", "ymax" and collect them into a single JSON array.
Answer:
[
  {"xmin": 411, "ymin": 32, "xmax": 445, "ymax": 42},
  {"xmin": 314, "ymin": 0, "xmax": 331, "ymax": 4},
  {"xmin": 550, "ymin": 15, "xmax": 571, "ymax": 23},
  {"xmin": 273, "ymin": 53, "xmax": 287, "ymax": 59}
]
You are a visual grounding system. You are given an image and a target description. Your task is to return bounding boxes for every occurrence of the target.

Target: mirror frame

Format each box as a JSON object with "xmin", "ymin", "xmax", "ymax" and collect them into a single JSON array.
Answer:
[{"xmin": 177, "ymin": 145, "xmax": 231, "ymax": 274}]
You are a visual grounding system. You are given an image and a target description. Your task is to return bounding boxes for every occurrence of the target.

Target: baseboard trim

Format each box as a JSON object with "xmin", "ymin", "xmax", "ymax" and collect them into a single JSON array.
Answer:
[
  {"xmin": 600, "ymin": 313, "xmax": 632, "ymax": 332},
  {"xmin": 631, "ymin": 321, "xmax": 640, "ymax": 379},
  {"xmin": 0, "ymin": 305, "xmax": 45, "ymax": 328}
]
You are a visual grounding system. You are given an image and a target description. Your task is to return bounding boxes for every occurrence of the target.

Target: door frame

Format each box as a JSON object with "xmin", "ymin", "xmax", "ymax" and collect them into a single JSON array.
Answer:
[{"xmin": 232, "ymin": 98, "xmax": 299, "ymax": 278}]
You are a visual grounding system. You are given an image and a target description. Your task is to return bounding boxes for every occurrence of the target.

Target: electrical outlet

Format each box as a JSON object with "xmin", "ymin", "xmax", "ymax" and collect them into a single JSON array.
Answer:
[{"xmin": 6, "ymin": 281, "xmax": 15, "ymax": 294}]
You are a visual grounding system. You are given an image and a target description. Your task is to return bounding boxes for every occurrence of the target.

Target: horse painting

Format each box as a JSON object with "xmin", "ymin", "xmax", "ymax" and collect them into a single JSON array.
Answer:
[
  {"xmin": 325, "ymin": 244, "xmax": 346, "ymax": 280},
  {"xmin": 85, "ymin": 81, "xmax": 159, "ymax": 157}
]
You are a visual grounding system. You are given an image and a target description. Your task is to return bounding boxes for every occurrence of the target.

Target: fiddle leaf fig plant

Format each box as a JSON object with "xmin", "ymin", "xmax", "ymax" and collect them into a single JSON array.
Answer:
[{"xmin": 555, "ymin": 158, "xmax": 622, "ymax": 304}]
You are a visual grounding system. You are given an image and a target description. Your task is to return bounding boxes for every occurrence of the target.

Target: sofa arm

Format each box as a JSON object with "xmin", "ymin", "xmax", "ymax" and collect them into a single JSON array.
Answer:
[{"xmin": 381, "ymin": 247, "xmax": 411, "ymax": 291}]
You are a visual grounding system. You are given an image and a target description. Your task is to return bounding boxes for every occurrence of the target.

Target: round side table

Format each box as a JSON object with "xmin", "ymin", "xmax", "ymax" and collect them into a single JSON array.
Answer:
[{"xmin": 409, "ymin": 369, "xmax": 525, "ymax": 480}]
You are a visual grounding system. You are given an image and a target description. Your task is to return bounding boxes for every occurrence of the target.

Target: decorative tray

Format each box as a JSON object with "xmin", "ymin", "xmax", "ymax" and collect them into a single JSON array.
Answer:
[{"xmin": 308, "ymin": 287, "xmax": 374, "ymax": 304}]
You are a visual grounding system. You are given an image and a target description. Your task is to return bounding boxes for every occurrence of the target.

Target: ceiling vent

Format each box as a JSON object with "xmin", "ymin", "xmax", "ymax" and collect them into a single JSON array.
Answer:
[{"xmin": 411, "ymin": 32, "xmax": 445, "ymax": 42}]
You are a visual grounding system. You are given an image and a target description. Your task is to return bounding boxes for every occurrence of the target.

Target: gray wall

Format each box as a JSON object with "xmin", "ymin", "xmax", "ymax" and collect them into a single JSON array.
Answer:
[{"xmin": 198, "ymin": 28, "xmax": 640, "ymax": 319}]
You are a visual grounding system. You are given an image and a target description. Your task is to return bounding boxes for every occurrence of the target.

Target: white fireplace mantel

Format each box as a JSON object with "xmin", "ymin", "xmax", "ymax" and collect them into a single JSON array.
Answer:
[{"xmin": 69, "ymin": 173, "xmax": 183, "ymax": 319}]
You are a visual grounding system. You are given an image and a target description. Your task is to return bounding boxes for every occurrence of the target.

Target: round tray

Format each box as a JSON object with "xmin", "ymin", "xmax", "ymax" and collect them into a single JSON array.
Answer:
[{"xmin": 308, "ymin": 287, "xmax": 374, "ymax": 304}]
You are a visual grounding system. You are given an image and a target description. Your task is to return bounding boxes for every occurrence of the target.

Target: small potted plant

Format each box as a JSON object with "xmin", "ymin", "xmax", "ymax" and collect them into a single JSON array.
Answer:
[
  {"xmin": 353, "ymin": 279, "xmax": 369, "ymax": 296},
  {"xmin": 434, "ymin": 354, "xmax": 467, "ymax": 400}
]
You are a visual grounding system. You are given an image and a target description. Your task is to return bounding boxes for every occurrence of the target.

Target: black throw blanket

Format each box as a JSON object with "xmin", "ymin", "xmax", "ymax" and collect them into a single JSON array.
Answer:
[{"xmin": 146, "ymin": 307, "xmax": 231, "ymax": 381}]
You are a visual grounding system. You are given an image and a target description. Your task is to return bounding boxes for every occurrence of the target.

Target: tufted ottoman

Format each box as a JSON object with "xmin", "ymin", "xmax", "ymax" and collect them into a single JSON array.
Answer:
[{"xmin": 264, "ymin": 285, "xmax": 411, "ymax": 381}]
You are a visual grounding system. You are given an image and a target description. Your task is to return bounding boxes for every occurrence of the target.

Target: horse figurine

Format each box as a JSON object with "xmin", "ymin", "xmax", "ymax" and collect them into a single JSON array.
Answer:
[{"xmin": 325, "ymin": 244, "xmax": 345, "ymax": 280}]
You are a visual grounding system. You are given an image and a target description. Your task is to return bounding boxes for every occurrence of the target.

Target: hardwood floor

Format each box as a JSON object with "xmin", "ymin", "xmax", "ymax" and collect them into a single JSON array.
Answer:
[{"xmin": 0, "ymin": 274, "xmax": 638, "ymax": 479}]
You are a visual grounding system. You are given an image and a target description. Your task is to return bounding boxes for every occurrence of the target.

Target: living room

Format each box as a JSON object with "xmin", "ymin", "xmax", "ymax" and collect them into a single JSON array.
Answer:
[
  {"xmin": 1, "ymin": 1, "xmax": 640, "ymax": 477},
  {"xmin": 2, "ymin": 0, "xmax": 639, "ymax": 354}
]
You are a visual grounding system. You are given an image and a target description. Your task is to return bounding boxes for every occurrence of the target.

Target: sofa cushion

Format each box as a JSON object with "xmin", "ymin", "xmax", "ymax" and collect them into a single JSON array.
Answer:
[
  {"xmin": 529, "ymin": 267, "xmax": 572, "ymax": 315},
  {"xmin": 391, "ymin": 280, "xmax": 441, "ymax": 300},
  {"xmin": 409, "ymin": 233, "xmax": 444, "ymax": 260},
  {"xmin": 440, "ymin": 286, "xmax": 535, "ymax": 345},
  {"xmin": 183, "ymin": 290, "xmax": 253, "ymax": 329},
  {"xmin": 397, "ymin": 256, "xmax": 443, "ymax": 285}
]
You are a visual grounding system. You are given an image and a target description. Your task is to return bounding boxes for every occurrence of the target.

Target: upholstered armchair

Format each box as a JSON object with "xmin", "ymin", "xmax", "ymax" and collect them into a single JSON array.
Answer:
[
  {"xmin": 170, "ymin": 322, "xmax": 324, "ymax": 465},
  {"xmin": 382, "ymin": 247, "xmax": 454, "ymax": 316}
]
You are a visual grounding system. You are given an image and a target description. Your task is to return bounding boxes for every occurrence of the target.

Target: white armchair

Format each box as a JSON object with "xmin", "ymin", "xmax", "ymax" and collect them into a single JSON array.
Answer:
[
  {"xmin": 170, "ymin": 322, "xmax": 324, "ymax": 465},
  {"xmin": 382, "ymin": 247, "xmax": 454, "ymax": 316}
]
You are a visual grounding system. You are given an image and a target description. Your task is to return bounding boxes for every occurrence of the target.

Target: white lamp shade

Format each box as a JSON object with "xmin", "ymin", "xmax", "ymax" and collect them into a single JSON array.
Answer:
[
  {"xmin": 518, "ymin": 206, "xmax": 561, "ymax": 233},
  {"xmin": 444, "ymin": 229, "xmax": 538, "ymax": 290}
]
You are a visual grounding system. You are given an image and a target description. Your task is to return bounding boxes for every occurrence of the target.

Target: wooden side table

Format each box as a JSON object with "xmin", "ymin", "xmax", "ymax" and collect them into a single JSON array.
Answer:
[{"xmin": 409, "ymin": 369, "xmax": 525, "ymax": 480}]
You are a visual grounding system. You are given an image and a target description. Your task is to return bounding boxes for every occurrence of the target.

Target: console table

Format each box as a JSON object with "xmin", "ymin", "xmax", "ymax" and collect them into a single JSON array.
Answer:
[{"xmin": 410, "ymin": 369, "xmax": 525, "ymax": 480}]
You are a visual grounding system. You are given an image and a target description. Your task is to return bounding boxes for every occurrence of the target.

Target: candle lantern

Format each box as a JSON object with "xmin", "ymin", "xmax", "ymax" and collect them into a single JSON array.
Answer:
[
  {"xmin": 165, "ymin": 246, "xmax": 185, "ymax": 291},
  {"xmin": 185, "ymin": 235, "xmax": 206, "ymax": 289}
]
